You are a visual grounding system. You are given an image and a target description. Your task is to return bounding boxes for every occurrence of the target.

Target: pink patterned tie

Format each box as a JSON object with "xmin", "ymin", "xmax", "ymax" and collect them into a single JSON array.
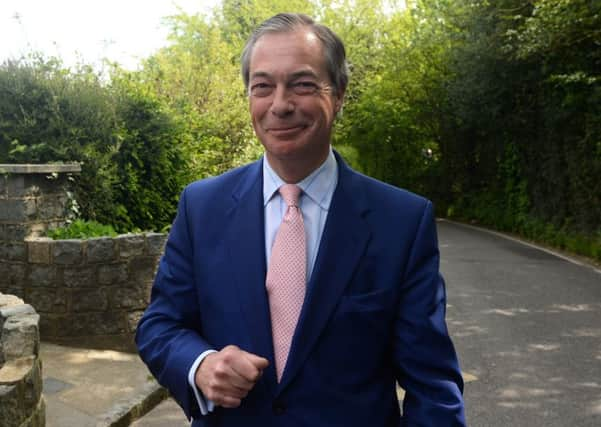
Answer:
[{"xmin": 266, "ymin": 184, "xmax": 306, "ymax": 382}]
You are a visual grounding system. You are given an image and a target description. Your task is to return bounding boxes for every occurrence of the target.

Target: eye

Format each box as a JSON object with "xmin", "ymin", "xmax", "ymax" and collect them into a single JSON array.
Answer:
[
  {"xmin": 292, "ymin": 81, "xmax": 319, "ymax": 95},
  {"xmin": 250, "ymin": 83, "xmax": 273, "ymax": 97}
]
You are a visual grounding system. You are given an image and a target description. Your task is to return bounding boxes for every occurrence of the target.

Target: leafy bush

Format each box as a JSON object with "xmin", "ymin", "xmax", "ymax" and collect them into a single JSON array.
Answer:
[
  {"xmin": 46, "ymin": 220, "xmax": 117, "ymax": 239},
  {"xmin": 0, "ymin": 56, "xmax": 192, "ymax": 232}
]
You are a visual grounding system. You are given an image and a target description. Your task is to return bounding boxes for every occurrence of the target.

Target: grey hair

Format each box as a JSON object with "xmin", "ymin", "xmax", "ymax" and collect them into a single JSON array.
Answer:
[{"xmin": 241, "ymin": 13, "xmax": 349, "ymax": 96}]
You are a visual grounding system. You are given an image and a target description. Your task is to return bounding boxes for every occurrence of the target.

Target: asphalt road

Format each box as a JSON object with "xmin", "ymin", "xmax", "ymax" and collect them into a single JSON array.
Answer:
[{"xmin": 440, "ymin": 220, "xmax": 601, "ymax": 427}]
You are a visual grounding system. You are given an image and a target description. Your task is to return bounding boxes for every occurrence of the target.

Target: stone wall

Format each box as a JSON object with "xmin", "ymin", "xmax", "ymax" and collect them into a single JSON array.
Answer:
[
  {"xmin": 0, "ymin": 292, "xmax": 45, "ymax": 427},
  {"xmin": 0, "ymin": 164, "xmax": 81, "ymax": 244},
  {"xmin": 1, "ymin": 233, "xmax": 166, "ymax": 350},
  {"xmin": 0, "ymin": 162, "xmax": 166, "ymax": 350}
]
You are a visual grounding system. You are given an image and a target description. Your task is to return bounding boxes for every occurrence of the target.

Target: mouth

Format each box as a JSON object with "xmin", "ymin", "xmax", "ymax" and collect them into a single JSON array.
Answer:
[{"xmin": 267, "ymin": 125, "xmax": 306, "ymax": 137}]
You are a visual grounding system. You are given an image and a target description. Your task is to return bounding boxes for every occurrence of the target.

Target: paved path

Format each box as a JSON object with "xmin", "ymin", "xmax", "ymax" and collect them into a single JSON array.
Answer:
[
  {"xmin": 41, "ymin": 343, "xmax": 165, "ymax": 427},
  {"xmin": 440, "ymin": 220, "xmax": 601, "ymax": 426}
]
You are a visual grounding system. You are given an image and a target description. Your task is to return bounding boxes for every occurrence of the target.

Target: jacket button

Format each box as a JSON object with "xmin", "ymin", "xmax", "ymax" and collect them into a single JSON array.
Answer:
[{"xmin": 272, "ymin": 401, "xmax": 286, "ymax": 415}]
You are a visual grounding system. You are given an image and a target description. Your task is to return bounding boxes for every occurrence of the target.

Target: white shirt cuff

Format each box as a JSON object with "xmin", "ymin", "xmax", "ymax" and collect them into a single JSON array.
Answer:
[{"xmin": 187, "ymin": 349, "xmax": 218, "ymax": 415}]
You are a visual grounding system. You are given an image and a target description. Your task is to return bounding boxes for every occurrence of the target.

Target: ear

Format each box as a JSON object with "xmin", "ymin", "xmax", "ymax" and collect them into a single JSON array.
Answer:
[{"xmin": 333, "ymin": 88, "xmax": 345, "ymax": 114}]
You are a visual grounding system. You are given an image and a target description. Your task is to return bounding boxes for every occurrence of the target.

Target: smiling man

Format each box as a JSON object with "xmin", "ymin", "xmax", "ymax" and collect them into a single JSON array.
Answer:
[{"xmin": 136, "ymin": 13, "xmax": 466, "ymax": 427}]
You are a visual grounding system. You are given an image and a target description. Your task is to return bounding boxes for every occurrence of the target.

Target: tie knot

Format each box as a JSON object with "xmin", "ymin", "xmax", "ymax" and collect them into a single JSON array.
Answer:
[{"xmin": 279, "ymin": 184, "xmax": 301, "ymax": 207}]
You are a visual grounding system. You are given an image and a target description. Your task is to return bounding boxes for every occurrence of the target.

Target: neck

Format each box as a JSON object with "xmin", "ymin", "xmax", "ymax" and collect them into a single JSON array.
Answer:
[{"xmin": 265, "ymin": 148, "xmax": 330, "ymax": 183}]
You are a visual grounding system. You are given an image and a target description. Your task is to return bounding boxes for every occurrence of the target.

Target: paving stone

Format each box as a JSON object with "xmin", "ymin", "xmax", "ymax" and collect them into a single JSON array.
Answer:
[{"xmin": 42, "ymin": 377, "xmax": 73, "ymax": 395}]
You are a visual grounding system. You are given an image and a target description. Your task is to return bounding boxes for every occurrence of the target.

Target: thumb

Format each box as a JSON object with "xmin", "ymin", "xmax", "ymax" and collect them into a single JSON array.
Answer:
[{"xmin": 244, "ymin": 352, "xmax": 269, "ymax": 369}]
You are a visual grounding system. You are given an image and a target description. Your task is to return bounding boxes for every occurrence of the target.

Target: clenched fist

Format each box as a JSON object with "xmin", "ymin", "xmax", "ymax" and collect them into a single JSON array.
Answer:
[{"xmin": 196, "ymin": 345, "xmax": 269, "ymax": 408}]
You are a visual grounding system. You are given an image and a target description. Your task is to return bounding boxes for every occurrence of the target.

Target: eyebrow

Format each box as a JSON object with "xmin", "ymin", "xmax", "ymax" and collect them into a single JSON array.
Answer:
[{"xmin": 249, "ymin": 69, "xmax": 319, "ymax": 81}]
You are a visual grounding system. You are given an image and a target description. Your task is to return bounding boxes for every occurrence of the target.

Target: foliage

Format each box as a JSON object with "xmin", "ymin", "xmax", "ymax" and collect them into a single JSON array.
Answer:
[
  {"xmin": 46, "ymin": 219, "xmax": 117, "ymax": 239},
  {"xmin": 0, "ymin": 55, "xmax": 191, "ymax": 232},
  {"xmin": 1, "ymin": 1, "xmax": 598, "ymax": 260},
  {"xmin": 0, "ymin": 55, "xmax": 121, "ymax": 225}
]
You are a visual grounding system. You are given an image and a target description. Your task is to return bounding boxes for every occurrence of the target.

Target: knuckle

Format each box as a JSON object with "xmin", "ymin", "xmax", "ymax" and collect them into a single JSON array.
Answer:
[{"xmin": 214, "ymin": 362, "xmax": 228, "ymax": 377}]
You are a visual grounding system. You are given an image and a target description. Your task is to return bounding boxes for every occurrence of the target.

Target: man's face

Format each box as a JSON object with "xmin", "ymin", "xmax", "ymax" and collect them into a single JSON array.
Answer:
[{"xmin": 248, "ymin": 29, "xmax": 344, "ymax": 175}]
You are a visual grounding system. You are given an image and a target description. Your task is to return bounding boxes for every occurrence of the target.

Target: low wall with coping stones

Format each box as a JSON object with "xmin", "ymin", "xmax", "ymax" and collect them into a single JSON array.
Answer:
[
  {"xmin": 0, "ymin": 163, "xmax": 167, "ymax": 350},
  {"xmin": 0, "ymin": 292, "xmax": 45, "ymax": 427},
  {"xmin": 0, "ymin": 233, "xmax": 166, "ymax": 350}
]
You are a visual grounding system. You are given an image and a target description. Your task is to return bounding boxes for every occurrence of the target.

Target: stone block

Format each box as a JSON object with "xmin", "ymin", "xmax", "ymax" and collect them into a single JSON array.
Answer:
[
  {"xmin": 28, "ymin": 265, "xmax": 57, "ymax": 287},
  {"xmin": 98, "ymin": 263, "xmax": 128, "ymax": 286},
  {"xmin": 0, "ymin": 357, "xmax": 43, "ymax": 426},
  {"xmin": 0, "ymin": 173, "xmax": 7, "ymax": 196},
  {"xmin": 24, "ymin": 289, "xmax": 67, "ymax": 314},
  {"xmin": 0, "ymin": 356, "xmax": 35, "ymax": 384},
  {"xmin": 27, "ymin": 397, "xmax": 46, "ymax": 427},
  {"xmin": 71, "ymin": 288, "xmax": 108, "ymax": 312},
  {"xmin": 37, "ymin": 194, "xmax": 67, "ymax": 220},
  {"xmin": 87, "ymin": 237, "xmax": 116, "ymax": 263},
  {"xmin": 5, "ymin": 174, "xmax": 27, "ymax": 197},
  {"xmin": 26, "ymin": 239, "xmax": 52, "ymax": 264},
  {"xmin": 0, "ymin": 383, "xmax": 22, "ymax": 427},
  {"xmin": 117, "ymin": 234, "xmax": 145, "ymax": 258},
  {"xmin": 63, "ymin": 266, "xmax": 96, "ymax": 288},
  {"xmin": 8, "ymin": 173, "xmax": 57, "ymax": 198},
  {"xmin": 146, "ymin": 233, "xmax": 167, "ymax": 256},
  {"xmin": 130, "ymin": 257, "xmax": 159, "ymax": 286},
  {"xmin": 59, "ymin": 311, "xmax": 126, "ymax": 337},
  {"xmin": 0, "ymin": 287, "xmax": 24, "ymax": 303},
  {"xmin": 0, "ymin": 262, "xmax": 26, "ymax": 286},
  {"xmin": 53, "ymin": 240, "xmax": 83, "ymax": 264},
  {"xmin": 0, "ymin": 198, "xmax": 37, "ymax": 221},
  {"xmin": 127, "ymin": 311, "xmax": 144, "ymax": 333},
  {"xmin": 0, "ymin": 243, "xmax": 27, "ymax": 262},
  {"xmin": 0, "ymin": 303, "xmax": 35, "ymax": 319},
  {"xmin": 39, "ymin": 315, "xmax": 58, "ymax": 338},
  {"xmin": 25, "ymin": 222, "xmax": 49, "ymax": 239},
  {"xmin": 111, "ymin": 287, "xmax": 149, "ymax": 310},
  {"xmin": 1, "ymin": 313, "xmax": 39, "ymax": 359},
  {"xmin": 3, "ymin": 224, "xmax": 30, "ymax": 242}
]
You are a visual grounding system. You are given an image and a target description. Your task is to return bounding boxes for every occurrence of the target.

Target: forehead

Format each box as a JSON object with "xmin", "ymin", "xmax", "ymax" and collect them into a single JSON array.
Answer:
[{"xmin": 249, "ymin": 29, "xmax": 326, "ymax": 77}]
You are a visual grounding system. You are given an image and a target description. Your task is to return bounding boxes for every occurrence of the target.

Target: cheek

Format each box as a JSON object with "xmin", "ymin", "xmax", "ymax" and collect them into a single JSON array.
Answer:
[{"xmin": 250, "ymin": 100, "xmax": 268, "ymax": 122}]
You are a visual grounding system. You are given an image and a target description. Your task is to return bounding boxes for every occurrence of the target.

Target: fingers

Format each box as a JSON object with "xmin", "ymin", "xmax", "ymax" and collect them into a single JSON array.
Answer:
[{"xmin": 195, "ymin": 345, "xmax": 269, "ymax": 408}]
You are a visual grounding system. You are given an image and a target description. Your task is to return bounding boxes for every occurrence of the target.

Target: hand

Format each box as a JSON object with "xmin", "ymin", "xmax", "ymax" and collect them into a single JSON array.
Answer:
[{"xmin": 195, "ymin": 345, "xmax": 269, "ymax": 408}]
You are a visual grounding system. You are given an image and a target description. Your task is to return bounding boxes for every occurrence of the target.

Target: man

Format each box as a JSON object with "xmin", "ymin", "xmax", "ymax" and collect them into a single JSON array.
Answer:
[{"xmin": 136, "ymin": 13, "xmax": 466, "ymax": 426}]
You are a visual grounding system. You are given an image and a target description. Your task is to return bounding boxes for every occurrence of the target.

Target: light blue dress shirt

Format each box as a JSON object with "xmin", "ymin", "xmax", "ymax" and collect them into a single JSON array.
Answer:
[
  {"xmin": 187, "ymin": 149, "xmax": 339, "ymax": 416},
  {"xmin": 263, "ymin": 149, "xmax": 338, "ymax": 281}
]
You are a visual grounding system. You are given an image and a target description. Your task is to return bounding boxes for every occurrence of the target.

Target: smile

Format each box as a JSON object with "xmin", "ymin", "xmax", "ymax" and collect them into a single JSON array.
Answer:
[{"xmin": 267, "ymin": 125, "xmax": 306, "ymax": 136}]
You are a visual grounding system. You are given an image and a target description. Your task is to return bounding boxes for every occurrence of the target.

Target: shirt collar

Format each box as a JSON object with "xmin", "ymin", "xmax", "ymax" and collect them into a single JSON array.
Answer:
[{"xmin": 263, "ymin": 148, "xmax": 338, "ymax": 210}]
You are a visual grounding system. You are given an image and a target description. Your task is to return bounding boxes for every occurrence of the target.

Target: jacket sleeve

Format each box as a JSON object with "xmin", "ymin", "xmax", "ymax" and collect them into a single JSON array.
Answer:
[
  {"xmin": 394, "ymin": 201, "xmax": 466, "ymax": 426},
  {"xmin": 135, "ymin": 187, "xmax": 213, "ymax": 420}
]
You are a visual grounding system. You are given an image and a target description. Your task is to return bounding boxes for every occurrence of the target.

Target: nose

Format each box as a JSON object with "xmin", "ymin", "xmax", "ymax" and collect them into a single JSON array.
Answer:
[{"xmin": 270, "ymin": 85, "xmax": 294, "ymax": 117}]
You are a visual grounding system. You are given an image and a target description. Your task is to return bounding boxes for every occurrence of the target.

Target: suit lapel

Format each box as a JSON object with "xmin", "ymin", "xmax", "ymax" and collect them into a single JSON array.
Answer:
[
  {"xmin": 278, "ymin": 156, "xmax": 371, "ymax": 391},
  {"xmin": 225, "ymin": 160, "xmax": 278, "ymax": 388}
]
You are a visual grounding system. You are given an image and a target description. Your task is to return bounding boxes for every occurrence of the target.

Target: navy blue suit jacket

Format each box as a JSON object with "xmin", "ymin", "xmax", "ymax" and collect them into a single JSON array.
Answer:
[{"xmin": 136, "ymin": 153, "xmax": 465, "ymax": 426}]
